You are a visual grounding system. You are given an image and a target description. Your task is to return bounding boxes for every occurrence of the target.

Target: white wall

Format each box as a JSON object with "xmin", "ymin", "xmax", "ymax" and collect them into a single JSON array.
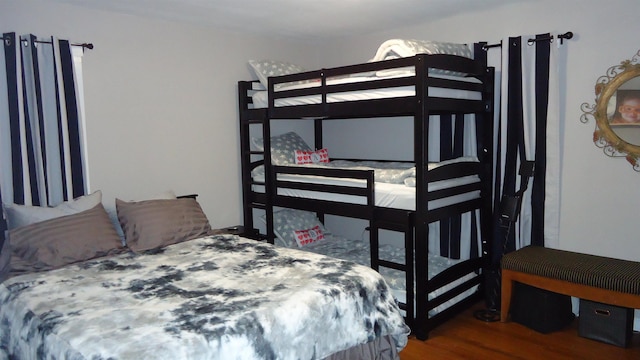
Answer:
[
  {"xmin": 313, "ymin": 0, "xmax": 640, "ymax": 262},
  {"xmin": 0, "ymin": 0, "xmax": 320, "ymax": 229}
]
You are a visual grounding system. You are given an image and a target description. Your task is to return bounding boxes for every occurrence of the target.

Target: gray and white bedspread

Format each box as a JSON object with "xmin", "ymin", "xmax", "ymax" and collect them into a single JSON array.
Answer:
[{"xmin": 0, "ymin": 235, "xmax": 410, "ymax": 360}]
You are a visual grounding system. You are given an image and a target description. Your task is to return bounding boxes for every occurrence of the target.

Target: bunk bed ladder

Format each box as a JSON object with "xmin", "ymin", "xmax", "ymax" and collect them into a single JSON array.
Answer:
[
  {"xmin": 238, "ymin": 80, "xmax": 272, "ymax": 242},
  {"xmin": 373, "ymin": 212, "xmax": 416, "ymax": 332}
]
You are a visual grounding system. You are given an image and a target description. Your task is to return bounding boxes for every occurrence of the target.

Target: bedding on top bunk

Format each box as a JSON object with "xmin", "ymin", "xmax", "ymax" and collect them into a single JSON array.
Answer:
[
  {"xmin": 0, "ymin": 194, "xmax": 409, "ymax": 360},
  {"xmin": 247, "ymin": 39, "xmax": 480, "ymax": 109},
  {"xmin": 249, "ymin": 39, "xmax": 472, "ymax": 89},
  {"xmin": 370, "ymin": 39, "xmax": 472, "ymax": 63},
  {"xmin": 249, "ymin": 73, "xmax": 482, "ymax": 109}
]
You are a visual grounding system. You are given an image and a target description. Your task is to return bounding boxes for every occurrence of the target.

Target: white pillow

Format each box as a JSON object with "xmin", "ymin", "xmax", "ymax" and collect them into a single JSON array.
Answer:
[
  {"xmin": 294, "ymin": 148, "xmax": 329, "ymax": 164},
  {"xmin": 293, "ymin": 225, "xmax": 326, "ymax": 247},
  {"xmin": 248, "ymin": 59, "xmax": 305, "ymax": 89},
  {"xmin": 261, "ymin": 209, "xmax": 331, "ymax": 248},
  {"xmin": 2, "ymin": 190, "xmax": 102, "ymax": 230}
]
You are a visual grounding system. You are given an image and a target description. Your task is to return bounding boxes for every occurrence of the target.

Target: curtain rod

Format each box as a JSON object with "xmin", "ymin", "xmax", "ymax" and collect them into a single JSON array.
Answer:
[
  {"xmin": 1, "ymin": 36, "xmax": 94, "ymax": 50},
  {"xmin": 483, "ymin": 31, "xmax": 574, "ymax": 50},
  {"xmin": 32, "ymin": 39, "xmax": 94, "ymax": 50}
]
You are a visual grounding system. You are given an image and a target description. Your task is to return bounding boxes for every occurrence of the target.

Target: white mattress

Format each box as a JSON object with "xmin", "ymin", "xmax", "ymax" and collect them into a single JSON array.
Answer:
[
  {"xmin": 252, "ymin": 171, "xmax": 480, "ymax": 211},
  {"xmin": 251, "ymin": 73, "xmax": 482, "ymax": 109}
]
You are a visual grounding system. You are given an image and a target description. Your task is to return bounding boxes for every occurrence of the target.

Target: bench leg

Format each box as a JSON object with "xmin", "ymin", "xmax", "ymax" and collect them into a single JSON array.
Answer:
[{"xmin": 500, "ymin": 269, "xmax": 513, "ymax": 322}]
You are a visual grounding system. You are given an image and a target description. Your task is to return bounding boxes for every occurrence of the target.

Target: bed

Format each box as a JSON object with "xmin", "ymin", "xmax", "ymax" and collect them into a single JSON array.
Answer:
[
  {"xmin": 238, "ymin": 39, "xmax": 495, "ymax": 340},
  {"xmin": 0, "ymin": 192, "xmax": 410, "ymax": 359}
]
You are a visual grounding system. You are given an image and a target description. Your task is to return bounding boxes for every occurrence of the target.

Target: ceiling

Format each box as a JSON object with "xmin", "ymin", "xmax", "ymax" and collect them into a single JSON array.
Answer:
[{"xmin": 49, "ymin": 0, "xmax": 529, "ymax": 39}]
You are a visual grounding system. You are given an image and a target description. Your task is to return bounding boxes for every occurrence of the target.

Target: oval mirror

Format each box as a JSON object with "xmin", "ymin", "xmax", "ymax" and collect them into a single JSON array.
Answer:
[{"xmin": 582, "ymin": 49, "xmax": 640, "ymax": 171}]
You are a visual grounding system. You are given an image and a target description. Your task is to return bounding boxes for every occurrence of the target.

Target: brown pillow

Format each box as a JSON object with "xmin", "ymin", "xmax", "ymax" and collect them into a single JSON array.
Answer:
[
  {"xmin": 116, "ymin": 198, "xmax": 211, "ymax": 252},
  {"xmin": 0, "ymin": 238, "xmax": 9, "ymax": 282},
  {"xmin": 3, "ymin": 190, "xmax": 102, "ymax": 230},
  {"xmin": 8, "ymin": 203, "xmax": 124, "ymax": 276}
]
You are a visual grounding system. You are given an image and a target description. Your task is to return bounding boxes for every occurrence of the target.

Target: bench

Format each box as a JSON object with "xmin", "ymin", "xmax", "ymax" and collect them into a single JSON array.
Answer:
[{"xmin": 500, "ymin": 245, "xmax": 640, "ymax": 322}]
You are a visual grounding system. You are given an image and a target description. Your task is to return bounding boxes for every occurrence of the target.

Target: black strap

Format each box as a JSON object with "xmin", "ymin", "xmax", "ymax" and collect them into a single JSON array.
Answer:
[
  {"xmin": 58, "ymin": 39, "xmax": 85, "ymax": 199},
  {"xmin": 530, "ymin": 33, "xmax": 551, "ymax": 247},
  {"xmin": 3, "ymin": 32, "xmax": 24, "ymax": 205}
]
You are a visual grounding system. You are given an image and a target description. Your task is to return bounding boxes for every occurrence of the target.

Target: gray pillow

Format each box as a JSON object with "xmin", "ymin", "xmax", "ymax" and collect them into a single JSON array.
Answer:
[
  {"xmin": 0, "ymin": 237, "xmax": 9, "ymax": 283},
  {"xmin": 116, "ymin": 198, "xmax": 212, "ymax": 252},
  {"xmin": 107, "ymin": 190, "xmax": 178, "ymax": 246},
  {"xmin": 3, "ymin": 190, "xmax": 102, "ymax": 230},
  {"xmin": 8, "ymin": 203, "xmax": 124, "ymax": 276},
  {"xmin": 248, "ymin": 59, "xmax": 305, "ymax": 89},
  {"xmin": 252, "ymin": 132, "xmax": 312, "ymax": 165}
]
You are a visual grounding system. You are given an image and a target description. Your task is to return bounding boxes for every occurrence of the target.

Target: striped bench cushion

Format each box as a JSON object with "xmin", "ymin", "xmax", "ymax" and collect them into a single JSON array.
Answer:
[{"xmin": 501, "ymin": 246, "xmax": 640, "ymax": 295}]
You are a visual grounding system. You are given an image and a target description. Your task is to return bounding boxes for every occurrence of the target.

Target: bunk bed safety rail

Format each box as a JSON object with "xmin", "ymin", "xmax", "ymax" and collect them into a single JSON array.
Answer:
[
  {"xmin": 427, "ymin": 159, "xmax": 483, "ymax": 182},
  {"xmin": 424, "ymin": 257, "xmax": 484, "ymax": 328},
  {"xmin": 264, "ymin": 54, "xmax": 488, "ymax": 118},
  {"xmin": 238, "ymin": 80, "xmax": 267, "ymax": 110},
  {"xmin": 272, "ymin": 165, "xmax": 376, "ymax": 219},
  {"xmin": 421, "ymin": 161, "xmax": 483, "ymax": 223}
]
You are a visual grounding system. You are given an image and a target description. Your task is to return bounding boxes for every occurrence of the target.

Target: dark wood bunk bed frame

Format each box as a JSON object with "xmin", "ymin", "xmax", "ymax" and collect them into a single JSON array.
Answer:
[{"xmin": 238, "ymin": 43, "xmax": 495, "ymax": 340}]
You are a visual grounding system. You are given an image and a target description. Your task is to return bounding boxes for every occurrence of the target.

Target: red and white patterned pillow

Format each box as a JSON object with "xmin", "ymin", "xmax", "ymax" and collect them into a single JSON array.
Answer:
[
  {"xmin": 293, "ymin": 225, "xmax": 325, "ymax": 247},
  {"xmin": 294, "ymin": 148, "xmax": 329, "ymax": 164}
]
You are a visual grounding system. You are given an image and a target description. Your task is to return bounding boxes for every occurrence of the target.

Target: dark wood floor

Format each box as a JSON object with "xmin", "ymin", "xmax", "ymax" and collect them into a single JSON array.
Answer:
[{"xmin": 399, "ymin": 302, "xmax": 640, "ymax": 360}]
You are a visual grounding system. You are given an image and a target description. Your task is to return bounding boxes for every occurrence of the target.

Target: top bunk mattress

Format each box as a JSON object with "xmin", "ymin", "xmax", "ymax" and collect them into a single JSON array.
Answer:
[
  {"xmin": 250, "ymin": 73, "xmax": 483, "ymax": 109},
  {"xmin": 246, "ymin": 39, "xmax": 488, "ymax": 110}
]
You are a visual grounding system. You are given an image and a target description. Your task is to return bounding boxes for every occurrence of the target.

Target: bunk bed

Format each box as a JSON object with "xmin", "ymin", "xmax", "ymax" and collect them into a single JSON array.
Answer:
[{"xmin": 238, "ymin": 41, "xmax": 495, "ymax": 340}]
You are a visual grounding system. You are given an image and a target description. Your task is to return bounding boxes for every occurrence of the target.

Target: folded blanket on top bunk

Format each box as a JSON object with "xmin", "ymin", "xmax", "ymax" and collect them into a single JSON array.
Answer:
[
  {"xmin": 369, "ymin": 39, "xmax": 472, "ymax": 77},
  {"xmin": 371, "ymin": 39, "xmax": 472, "ymax": 62},
  {"xmin": 247, "ymin": 39, "xmax": 474, "ymax": 91}
]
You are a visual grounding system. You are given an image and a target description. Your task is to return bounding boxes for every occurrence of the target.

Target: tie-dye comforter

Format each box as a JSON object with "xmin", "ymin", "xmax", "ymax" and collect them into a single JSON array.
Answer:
[{"xmin": 0, "ymin": 235, "xmax": 409, "ymax": 360}]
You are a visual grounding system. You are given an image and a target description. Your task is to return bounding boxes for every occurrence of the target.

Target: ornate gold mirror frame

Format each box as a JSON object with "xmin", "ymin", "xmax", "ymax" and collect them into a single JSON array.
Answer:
[{"xmin": 581, "ymin": 49, "xmax": 640, "ymax": 171}]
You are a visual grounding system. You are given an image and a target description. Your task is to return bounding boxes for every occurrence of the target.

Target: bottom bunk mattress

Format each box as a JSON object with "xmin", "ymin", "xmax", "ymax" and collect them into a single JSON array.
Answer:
[
  {"xmin": 0, "ymin": 234, "xmax": 410, "ymax": 360},
  {"xmin": 283, "ymin": 235, "xmax": 480, "ymax": 316}
]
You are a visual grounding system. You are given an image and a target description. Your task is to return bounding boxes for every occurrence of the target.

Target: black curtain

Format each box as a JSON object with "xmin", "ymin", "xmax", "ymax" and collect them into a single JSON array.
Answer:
[
  {"xmin": 491, "ymin": 34, "xmax": 552, "ymax": 266},
  {"xmin": 484, "ymin": 34, "xmax": 559, "ymax": 311}
]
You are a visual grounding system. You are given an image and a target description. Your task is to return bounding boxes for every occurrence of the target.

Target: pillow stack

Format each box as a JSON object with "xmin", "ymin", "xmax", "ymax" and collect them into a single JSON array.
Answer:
[
  {"xmin": 0, "ymin": 190, "xmax": 213, "ymax": 283},
  {"xmin": 252, "ymin": 131, "xmax": 330, "ymax": 166},
  {"xmin": 1, "ymin": 191, "xmax": 124, "ymax": 279}
]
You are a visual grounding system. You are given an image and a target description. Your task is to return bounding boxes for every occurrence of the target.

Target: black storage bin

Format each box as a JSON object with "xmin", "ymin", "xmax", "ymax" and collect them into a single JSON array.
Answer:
[
  {"xmin": 510, "ymin": 282, "xmax": 575, "ymax": 333},
  {"xmin": 579, "ymin": 299, "xmax": 634, "ymax": 347}
]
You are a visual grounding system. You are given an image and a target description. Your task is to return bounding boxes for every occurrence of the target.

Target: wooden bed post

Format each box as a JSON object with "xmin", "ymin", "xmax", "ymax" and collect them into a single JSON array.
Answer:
[{"xmin": 413, "ymin": 54, "xmax": 431, "ymax": 341}]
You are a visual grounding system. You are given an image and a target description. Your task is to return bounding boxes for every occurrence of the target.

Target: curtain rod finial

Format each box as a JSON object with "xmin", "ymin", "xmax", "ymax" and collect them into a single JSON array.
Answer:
[{"xmin": 561, "ymin": 31, "xmax": 573, "ymax": 39}]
